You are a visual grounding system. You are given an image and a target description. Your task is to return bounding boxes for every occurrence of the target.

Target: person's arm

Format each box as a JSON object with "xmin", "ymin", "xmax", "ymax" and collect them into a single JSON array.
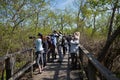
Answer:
[
  {"xmin": 70, "ymin": 40, "xmax": 79, "ymax": 44},
  {"xmin": 54, "ymin": 33, "xmax": 59, "ymax": 37}
]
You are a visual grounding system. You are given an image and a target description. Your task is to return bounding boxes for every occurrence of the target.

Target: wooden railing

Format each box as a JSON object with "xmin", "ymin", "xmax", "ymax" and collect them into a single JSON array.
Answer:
[
  {"xmin": 0, "ymin": 48, "xmax": 35, "ymax": 80},
  {"xmin": 78, "ymin": 44, "xmax": 119, "ymax": 80},
  {"xmin": 0, "ymin": 44, "xmax": 120, "ymax": 80}
]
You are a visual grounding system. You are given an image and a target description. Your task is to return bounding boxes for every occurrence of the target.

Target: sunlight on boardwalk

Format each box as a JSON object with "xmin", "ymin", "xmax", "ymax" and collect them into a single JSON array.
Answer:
[{"xmin": 32, "ymin": 54, "xmax": 81, "ymax": 80}]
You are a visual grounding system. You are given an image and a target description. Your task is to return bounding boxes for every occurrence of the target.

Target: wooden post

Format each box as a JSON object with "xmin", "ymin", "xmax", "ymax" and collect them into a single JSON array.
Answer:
[
  {"xmin": 1, "ymin": 69, "xmax": 4, "ymax": 80},
  {"xmin": 30, "ymin": 49, "xmax": 33, "ymax": 77},
  {"xmin": 11, "ymin": 56, "xmax": 15, "ymax": 76},
  {"xmin": 87, "ymin": 61, "xmax": 96, "ymax": 80},
  {"xmin": 1, "ymin": 60, "xmax": 5, "ymax": 80},
  {"xmin": 5, "ymin": 58, "xmax": 11, "ymax": 80},
  {"xmin": 5, "ymin": 55, "xmax": 14, "ymax": 80}
]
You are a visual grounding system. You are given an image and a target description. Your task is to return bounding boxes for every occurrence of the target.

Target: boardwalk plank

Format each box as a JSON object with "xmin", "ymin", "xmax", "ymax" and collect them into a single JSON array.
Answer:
[{"xmin": 32, "ymin": 54, "xmax": 82, "ymax": 80}]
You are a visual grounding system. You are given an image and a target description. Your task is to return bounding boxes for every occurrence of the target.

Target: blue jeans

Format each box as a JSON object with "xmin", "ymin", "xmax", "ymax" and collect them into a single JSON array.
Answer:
[{"xmin": 57, "ymin": 45, "xmax": 63, "ymax": 61}]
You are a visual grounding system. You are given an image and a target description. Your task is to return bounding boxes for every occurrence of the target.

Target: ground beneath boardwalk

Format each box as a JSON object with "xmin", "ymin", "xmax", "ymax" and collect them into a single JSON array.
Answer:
[{"xmin": 21, "ymin": 54, "xmax": 82, "ymax": 80}]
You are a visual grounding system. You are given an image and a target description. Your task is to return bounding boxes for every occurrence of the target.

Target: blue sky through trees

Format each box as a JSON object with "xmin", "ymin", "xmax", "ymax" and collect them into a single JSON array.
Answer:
[{"xmin": 51, "ymin": 0, "xmax": 74, "ymax": 10}]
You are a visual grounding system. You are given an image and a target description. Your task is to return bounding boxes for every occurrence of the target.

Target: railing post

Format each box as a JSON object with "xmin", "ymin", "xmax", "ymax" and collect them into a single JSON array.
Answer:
[
  {"xmin": 87, "ymin": 61, "xmax": 96, "ymax": 80},
  {"xmin": 1, "ymin": 60, "xmax": 5, "ymax": 80},
  {"xmin": 5, "ymin": 58, "xmax": 11, "ymax": 80},
  {"xmin": 30, "ymin": 49, "xmax": 34, "ymax": 77},
  {"xmin": 5, "ymin": 55, "xmax": 14, "ymax": 80}
]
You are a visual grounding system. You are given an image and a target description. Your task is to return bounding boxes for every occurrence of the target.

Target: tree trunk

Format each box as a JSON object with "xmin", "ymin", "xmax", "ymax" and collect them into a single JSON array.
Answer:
[
  {"xmin": 107, "ymin": 1, "xmax": 117, "ymax": 40},
  {"xmin": 97, "ymin": 26, "xmax": 120, "ymax": 62},
  {"xmin": 91, "ymin": 14, "xmax": 96, "ymax": 37},
  {"xmin": 97, "ymin": 0, "xmax": 119, "ymax": 62},
  {"xmin": 77, "ymin": 5, "xmax": 81, "ymax": 28}
]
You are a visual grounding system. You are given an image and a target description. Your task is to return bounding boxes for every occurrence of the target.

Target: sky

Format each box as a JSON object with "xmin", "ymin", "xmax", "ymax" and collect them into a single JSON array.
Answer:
[{"xmin": 51, "ymin": 0, "xmax": 75, "ymax": 10}]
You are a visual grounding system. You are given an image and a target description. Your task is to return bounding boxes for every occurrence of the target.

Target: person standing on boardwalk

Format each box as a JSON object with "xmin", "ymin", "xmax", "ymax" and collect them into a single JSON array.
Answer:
[
  {"xmin": 62, "ymin": 35, "xmax": 68, "ymax": 55},
  {"xmin": 35, "ymin": 33, "xmax": 44, "ymax": 73},
  {"xmin": 51, "ymin": 30, "xmax": 58, "ymax": 61},
  {"xmin": 57, "ymin": 31, "xmax": 63, "ymax": 63},
  {"xmin": 42, "ymin": 36, "xmax": 48, "ymax": 67},
  {"xmin": 69, "ymin": 32, "xmax": 80, "ymax": 69}
]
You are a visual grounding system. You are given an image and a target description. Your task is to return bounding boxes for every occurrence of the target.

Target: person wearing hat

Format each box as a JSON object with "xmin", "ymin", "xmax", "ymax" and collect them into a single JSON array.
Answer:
[{"xmin": 35, "ymin": 33, "xmax": 44, "ymax": 73}]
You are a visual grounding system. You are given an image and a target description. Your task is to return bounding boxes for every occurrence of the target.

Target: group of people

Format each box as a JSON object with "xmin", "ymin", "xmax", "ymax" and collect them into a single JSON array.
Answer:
[{"xmin": 34, "ymin": 30, "xmax": 80, "ymax": 74}]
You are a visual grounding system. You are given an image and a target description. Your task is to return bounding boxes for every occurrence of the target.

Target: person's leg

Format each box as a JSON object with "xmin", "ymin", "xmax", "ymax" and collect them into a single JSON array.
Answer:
[
  {"xmin": 41, "ymin": 53, "xmax": 44, "ymax": 69},
  {"xmin": 75, "ymin": 53, "xmax": 77, "ymax": 68},
  {"xmin": 43, "ymin": 53, "xmax": 45, "ymax": 66},
  {"xmin": 72, "ymin": 53, "xmax": 76, "ymax": 69},
  {"xmin": 63, "ymin": 46, "xmax": 66, "ymax": 55},
  {"xmin": 57, "ymin": 46, "xmax": 63, "ymax": 62},
  {"xmin": 37, "ymin": 53, "xmax": 42, "ymax": 73},
  {"xmin": 54, "ymin": 46, "xmax": 57, "ymax": 59},
  {"xmin": 40, "ymin": 52, "xmax": 44, "ymax": 71},
  {"xmin": 43, "ymin": 53, "xmax": 46, "ymax": 67},
  {"xmin": 47, "ymin": 52, "xmax": 49, "ymax": 62},
  {"xmin": 71, "ymin": 53, "xmax": 74, "ymax": 68},
  {"xmin": 47, "ymin": 50, "xmax": 50, "ymax": 62},
  {"xmin": 65, "ymin": 46, "xmax": 68, "ymax": 53},
  {"xmin": 51, "ymin": 48, "xmax": 55, "ymax": 61}
]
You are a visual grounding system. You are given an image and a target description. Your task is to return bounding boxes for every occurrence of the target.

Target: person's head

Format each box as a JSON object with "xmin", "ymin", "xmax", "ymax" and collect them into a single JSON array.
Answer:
[
  {"xmin": 47, "ymin": 36, "xmax": 51, "ymax": 41},
  {"xmin": 53, "ymin": 30, "xmax": 57, "ymax": 33},
  {"xmin": 74, "ymin": 32, "xmax": 80, "ymax": 36},
  {"xmin": 37, "ymin": 33, "xmax": 43, "ymax": 39},
  {"xmin": 43, "ymin": 36, "xmax": 47, "ymax": 41},
  {"xmin": 74, "ymin": 32, "xmax": 80, "ymax": 40}
]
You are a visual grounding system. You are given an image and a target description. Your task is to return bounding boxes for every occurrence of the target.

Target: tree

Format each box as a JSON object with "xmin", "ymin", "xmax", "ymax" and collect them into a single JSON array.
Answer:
[{"xmin": 97, "ymin": 0, "xmax": 120, "ymax": 62}]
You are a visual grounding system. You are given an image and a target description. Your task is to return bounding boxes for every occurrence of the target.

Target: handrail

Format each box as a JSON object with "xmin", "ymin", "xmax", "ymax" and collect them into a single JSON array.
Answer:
[
  {"xmin": 79, "ymin": 44, "xmax": 119, "ymax": 80},
  {"xmin": 0, "ymin": 48, "xmax": 35, "ymax": 80},
  {"xmin": 0, "ymin": 48, "xmax": 33, "ymax": 60},
  {"xmin": 9, "ymin": 61, "xmax": 36, "ymax": 80}
]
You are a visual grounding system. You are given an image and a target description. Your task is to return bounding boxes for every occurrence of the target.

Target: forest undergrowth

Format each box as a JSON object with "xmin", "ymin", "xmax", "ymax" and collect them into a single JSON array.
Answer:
[{"xmin": 80, "ymin": 32, "xmax": 120, "ymax": 78}]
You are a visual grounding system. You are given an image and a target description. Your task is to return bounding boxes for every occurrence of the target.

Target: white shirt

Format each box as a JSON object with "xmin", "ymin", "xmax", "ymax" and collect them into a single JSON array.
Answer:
[
  {"xmin": 35, "ymin": 38, "xmax": 44, "ymax": 52},
  {"xmin": 69, "ymin": 39, "xmax": 79, "ymax": 53}
]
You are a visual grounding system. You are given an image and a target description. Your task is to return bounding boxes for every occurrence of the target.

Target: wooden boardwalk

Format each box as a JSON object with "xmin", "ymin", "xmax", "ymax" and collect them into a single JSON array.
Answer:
[
  {"xmin": 1, "ymin": 46, "xmax": 119, "ymax": 80},
  {"xmin": 28, "ymin": 54, "xmax": 82, "ymax": 80}
]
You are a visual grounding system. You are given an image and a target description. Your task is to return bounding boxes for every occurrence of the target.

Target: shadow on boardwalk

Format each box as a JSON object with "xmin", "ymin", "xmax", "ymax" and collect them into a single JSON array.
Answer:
[{"xmin": 21, "ymin": 54, "xmax": 82, "ymax": 80}]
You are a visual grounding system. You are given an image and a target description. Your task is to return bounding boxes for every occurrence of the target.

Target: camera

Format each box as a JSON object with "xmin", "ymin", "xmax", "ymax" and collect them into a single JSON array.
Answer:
[{"xmin": 29, "ymin": 36, "xmax": 36, "ymax": 39}]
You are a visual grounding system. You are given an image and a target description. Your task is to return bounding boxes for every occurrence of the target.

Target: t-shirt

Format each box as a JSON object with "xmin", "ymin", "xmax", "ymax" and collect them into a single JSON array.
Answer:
[
  {"xmin": 35, "ymin": 38, "xmax": 44, "ymax": 52},
  {"xmin": 51, "ymin": 33, "xmax": 58, "ymax": 46},
  {"xmin": 69, "ymin": 39, "xmax": 79, "ymax": 53},
  {"xmin": 57, "ymin": 34, "xmax": 63, "ymax": 46}
]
